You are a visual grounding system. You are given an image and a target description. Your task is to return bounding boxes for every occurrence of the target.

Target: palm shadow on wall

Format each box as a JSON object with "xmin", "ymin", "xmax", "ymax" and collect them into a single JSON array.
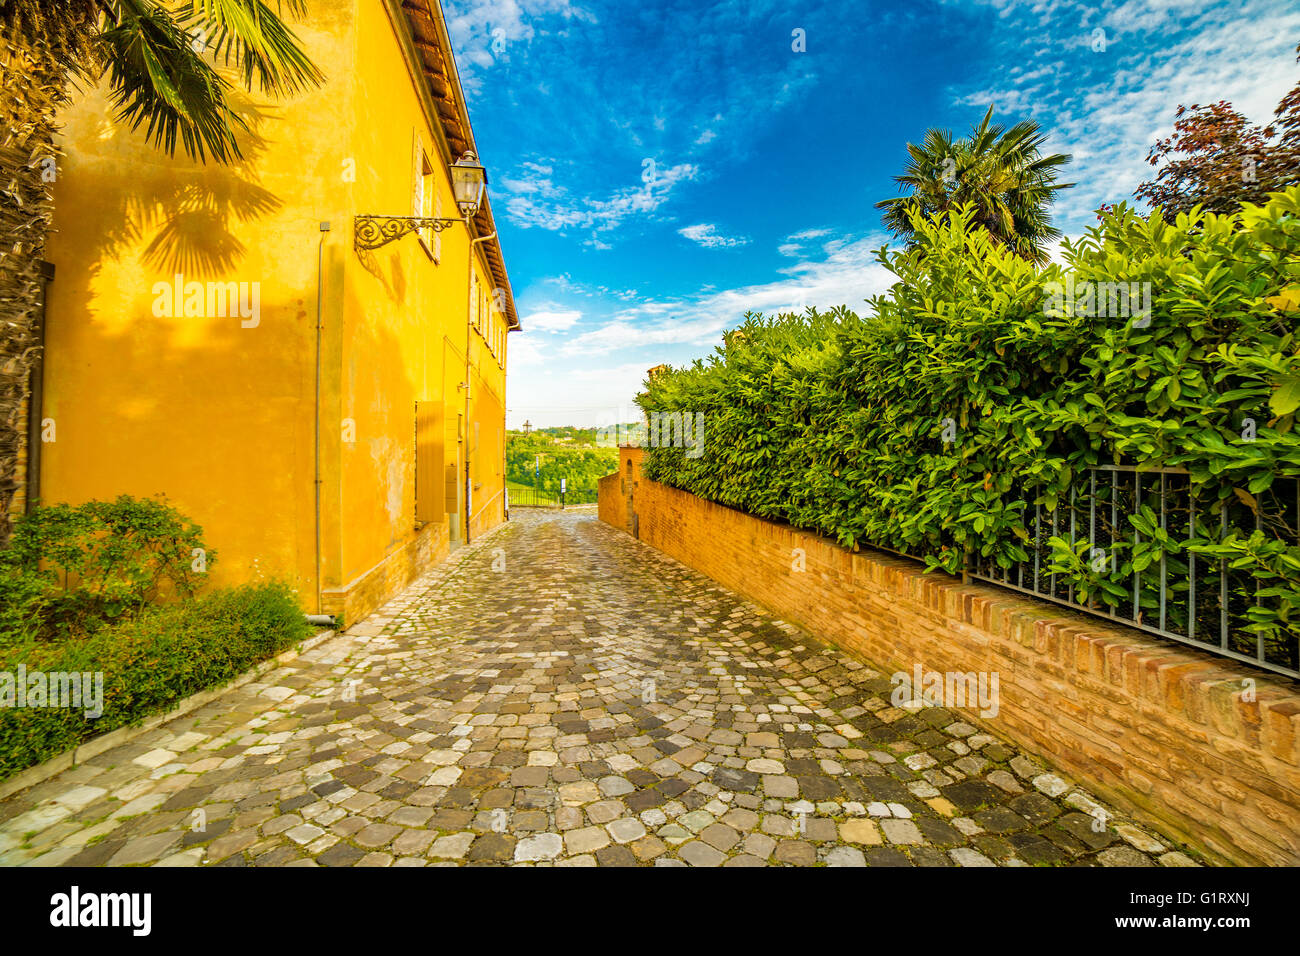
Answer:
[{"xmin": 87, "ymin": 97, "xmax": 281, "ymax": 278}]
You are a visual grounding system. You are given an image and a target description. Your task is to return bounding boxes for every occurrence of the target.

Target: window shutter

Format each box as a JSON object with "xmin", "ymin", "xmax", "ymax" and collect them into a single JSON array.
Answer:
[
  {"xmin": 433, "ymin": 180, "xmax": 442, "ymax": 260},
  {"xmin": 415, "ymin": 401, "xmax": 444, "ymax": 524},
  {"xmin": 411, "ymin": 133, "xmax": 423, "ymax": 219}
]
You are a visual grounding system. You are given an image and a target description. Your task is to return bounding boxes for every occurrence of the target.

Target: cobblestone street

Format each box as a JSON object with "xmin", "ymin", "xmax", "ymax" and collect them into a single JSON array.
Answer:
[{"xmin": 0, "ymin": 509, "xmax": 1200, "ymax": 867}]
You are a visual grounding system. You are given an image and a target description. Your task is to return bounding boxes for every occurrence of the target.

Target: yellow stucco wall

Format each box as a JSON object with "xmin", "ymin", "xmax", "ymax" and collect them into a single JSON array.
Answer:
[{"xmin": 39, "ymin": 0, "xmax": 510, "ymax": 623}]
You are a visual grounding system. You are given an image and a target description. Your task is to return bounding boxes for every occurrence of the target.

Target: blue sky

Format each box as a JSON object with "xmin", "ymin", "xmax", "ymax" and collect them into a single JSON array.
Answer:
[{"xmin": 443, "ymin": 0, "xmax": 1300, "ymax": 429}]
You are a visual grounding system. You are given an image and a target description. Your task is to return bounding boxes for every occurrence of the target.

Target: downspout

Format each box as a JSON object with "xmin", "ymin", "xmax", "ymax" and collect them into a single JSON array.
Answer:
[
  {"xmin": 314, "ymin": 222, "xmax": 332, "ymax": 623},
  {"xmin": 464, "ymin": 228, "xmax": 495, "ymax": 545},
  {"xmin": 502, "ymin": 381, "xmax": 508, "ymax": 521},
  {"xmin": 24, "ymin": 261, "xmax": 54, "ymax": 513}
]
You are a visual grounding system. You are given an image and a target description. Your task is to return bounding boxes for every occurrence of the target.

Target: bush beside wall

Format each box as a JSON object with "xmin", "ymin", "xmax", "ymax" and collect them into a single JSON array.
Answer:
[
  {"xmin": 0, "ymin": 580, "xmax": 310, "ymax": 782},
  {"xmin": 639, "ymin": 189, "xmax": 1300, "ymax": 670}
]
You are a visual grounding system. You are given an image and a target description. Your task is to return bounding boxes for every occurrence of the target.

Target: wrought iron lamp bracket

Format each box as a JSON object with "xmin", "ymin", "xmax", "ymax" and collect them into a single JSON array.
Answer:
[{"xmin": 353, "ymin": 214, "xmax": 464, "ymax": 251}]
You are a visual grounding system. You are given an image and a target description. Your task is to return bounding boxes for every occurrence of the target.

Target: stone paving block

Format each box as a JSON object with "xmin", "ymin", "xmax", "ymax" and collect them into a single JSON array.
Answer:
[
  {"xmin": 107, "ymin": 831, "xmax": 181, "ymax": 866},
  {"xmin": 564, "ymin": 826, "xmax": 610, "ymax": 854},
  {"xmin": 0, "ymin": 510, "xmax": 1196, "ymax": 869},
  {"xmin": 515, "ymin": 833, "xmax": 564, "ymax": 861},
  {"xmin": 840, "ymin": 819, "xmax": 883, "ymax": 845},
  {"xmin": 881, "ymin": 819, "xmax": 924, "ymax": 845},
  {"xmin": 678, "ymin": 841, "xmax": 727, "ymax": 867},
  {"xmin": 773, "ymin": 840, "xmax": 816, "ymax": 865},
  {"xmin": 429, "ymin": 833, "xmax": 475, "ymax": 860},
  {"xmin": 950, "ymin": 847, "xmax": 996, "ymax": 867},
  {"xmin": 1098, "ymin": 845, "xmax": 1155, "ymax": 867},
  {"xmin": 825, "ymin": 846, "xmax": 867, "ymax": 866},
  {"xmin": 607, "ymin": 818, "xmax": 647, "ymax": 844}
]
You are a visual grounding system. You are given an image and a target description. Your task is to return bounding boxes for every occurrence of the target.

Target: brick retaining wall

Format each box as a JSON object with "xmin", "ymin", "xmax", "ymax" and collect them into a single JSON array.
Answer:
[{"xmin": 601, "ymin": 453, "xmax": 1300, "ymax": 866}]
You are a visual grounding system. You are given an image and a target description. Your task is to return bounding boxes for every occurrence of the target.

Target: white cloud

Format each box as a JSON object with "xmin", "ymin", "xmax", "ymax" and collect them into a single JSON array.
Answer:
[
  {"xmin": 500, "ymin": 161, "xmax": 699, "ymax": 234},
  {"xmin": 444, "ymin": 0, "xmax": 597, "ymax": 92},
  {"xmin": 778, "ymin": 226, "xmax": 833, "ymax": 257},
  {"xmin": 505, "ymin": 331, "xmax": 546, "ymax": 368},
  {"xmin": 561, "ymin": 230, "xmax": 894, "ymax": 357},
  {"xmin": 504, "ymin": 360, "xmax": 650, "ymax": 429},
  {"xmin": 447, "ymin": 0, "xmax": 824, "ymax": 247},
  {"xmin": 505, "ymin": 230, "xmax": 897, "ymax": 427},
  {"xmin": 949, "ymin": 0, "xmax": 1300, "ymax": 231},
  {"xmin": 522, "ymin": 308, "xmax": 582, "ymax": 332},
  {"xmin": 678, "ymin": 223, "xmax": 751, "ymax": 248}
]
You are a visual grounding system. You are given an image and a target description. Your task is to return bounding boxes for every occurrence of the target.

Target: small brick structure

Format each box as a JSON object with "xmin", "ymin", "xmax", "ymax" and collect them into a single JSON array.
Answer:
[
  {"xmin": 596, "ymin": 443, "xmax": 641, "ymax": 534},
  {"xmin": 600, "ymin": 446, "xmax": 1300, "ymax": 866}
]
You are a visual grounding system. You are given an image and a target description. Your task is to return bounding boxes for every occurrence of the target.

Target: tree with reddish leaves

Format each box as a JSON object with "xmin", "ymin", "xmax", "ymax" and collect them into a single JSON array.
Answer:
[{"xmin": 1136, "ymin": 43, "xmax": 1300, "ymax": 221}]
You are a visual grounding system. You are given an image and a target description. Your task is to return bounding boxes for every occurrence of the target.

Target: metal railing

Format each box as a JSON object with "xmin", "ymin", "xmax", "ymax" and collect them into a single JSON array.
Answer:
[
  {"xmin": 967, "ymin": 464, "xmax": 1300, "ymax": 679},
  {"xmin": 507, "ymin": 487, "xmax": 599, "ymax": 508}
]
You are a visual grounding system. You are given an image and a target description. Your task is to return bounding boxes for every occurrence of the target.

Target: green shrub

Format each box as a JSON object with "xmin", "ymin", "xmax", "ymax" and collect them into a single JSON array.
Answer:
[
  {"xmin": 4, "ymin": 495, "xmax": 214, "ymax": 638},
  {"xmin": 0, "ymin": 580, "xmax": 309, "ymax": 781},
  {"xmin": 640, "ymin": 186, "xmax": 1300, "ymax": 668},
  {"xmin": 0, "ymin": 561, "xmax": 51, "ymax": 646}
]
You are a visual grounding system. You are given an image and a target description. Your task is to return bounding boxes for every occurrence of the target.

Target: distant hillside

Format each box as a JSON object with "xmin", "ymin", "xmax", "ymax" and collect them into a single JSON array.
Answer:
[{"xmin": 506, "ymin": 427, "xmax": 620, "ymax": 494}]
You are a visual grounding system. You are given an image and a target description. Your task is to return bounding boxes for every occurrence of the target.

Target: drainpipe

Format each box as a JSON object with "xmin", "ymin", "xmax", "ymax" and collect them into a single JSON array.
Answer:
[
  {"xmin": 25, "ymin": 261, "xmax": 54, "ymax": 513},
  {"xmin": 463, "ymin": 228, "xmax": 495, "ymax": 545},
  {"xmin": 502, "ymin": 393, "xmax": 508, "ymax": 521},
  {"xmin": 314, "ymin": 222, "xmax": 332, "ymax": 621}
]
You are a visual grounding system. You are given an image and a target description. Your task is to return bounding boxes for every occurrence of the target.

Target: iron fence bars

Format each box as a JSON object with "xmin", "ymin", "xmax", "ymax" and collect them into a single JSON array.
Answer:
[
  {"xmin": 967, "ymin": 464, "xmax": 1300, "ymax": 680},
  {"xmin": 508, "ymin": 487, "xmax": 600, "ymax": 508},
  {"xmin": 509, "ymin": 487, "xmax": 560, "ymax": 508}
]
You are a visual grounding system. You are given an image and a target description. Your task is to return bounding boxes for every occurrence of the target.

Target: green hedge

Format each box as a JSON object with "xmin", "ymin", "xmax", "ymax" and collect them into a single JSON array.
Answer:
[
  {"xmin": 0, "ymin": 580, "xmax": 310, "ymax": 782},
  {"xmin": 1, "ymin": 495, "xmax": 213, "ymax": 641},
  {"xmin": 639, "ymin": 187, "xmax": 1300, "ymax": 664}
]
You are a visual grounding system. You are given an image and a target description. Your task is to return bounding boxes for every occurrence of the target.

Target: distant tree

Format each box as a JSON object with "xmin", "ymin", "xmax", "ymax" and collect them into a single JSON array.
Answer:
[
  {"xmin": 1136, "ymin": 43, "xmax": 1300, "ymax": 220},
  {"xmin": 505, "ymin": 430, "xmax": 618, "ymax": 495},
  {"xmin": 876, "ymin": 106, "xmax": 1074, "ymax": 265}
]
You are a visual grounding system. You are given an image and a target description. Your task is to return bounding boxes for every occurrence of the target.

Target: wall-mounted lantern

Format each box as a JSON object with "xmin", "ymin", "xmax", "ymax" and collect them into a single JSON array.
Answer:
[
  {"xmin": 353, "ymin": 151, "xmax": 488, "ymax": 251},
  {"xmin": 451, "ymin": 151, "xmax": 487, "ymax": 218}
]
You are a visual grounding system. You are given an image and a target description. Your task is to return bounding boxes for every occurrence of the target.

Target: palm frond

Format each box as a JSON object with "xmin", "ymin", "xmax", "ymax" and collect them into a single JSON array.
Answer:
[
  {"xmin": 98, "ymin": 0, "xmax": 247, "ymax": 162},
  {"xmin": 181, "ymin": 0, "xmax": 323, "ymax": 96},
  {"xmin": 877, "ymin": 106, "xmax": 1074, "ymax": 261}
]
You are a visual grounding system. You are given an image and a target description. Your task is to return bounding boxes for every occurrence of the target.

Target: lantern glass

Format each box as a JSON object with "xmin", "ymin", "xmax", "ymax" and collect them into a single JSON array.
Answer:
[{"xmin": 452, "ymin": 152, "xmax": 487, "ymax": 215}]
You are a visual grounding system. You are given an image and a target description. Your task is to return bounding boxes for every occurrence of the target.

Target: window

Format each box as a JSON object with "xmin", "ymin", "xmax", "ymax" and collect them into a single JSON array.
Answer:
[
  {"xmin": 470, "ymin": 272, "xmax": 480, "ymax": 330},
  {"xmin": 412, "ymin": 133, "xmax": 438, "ymax": 260},
  {"xmin": 432, "ymin": 175, "xmax": 443, "ymax": 260}
]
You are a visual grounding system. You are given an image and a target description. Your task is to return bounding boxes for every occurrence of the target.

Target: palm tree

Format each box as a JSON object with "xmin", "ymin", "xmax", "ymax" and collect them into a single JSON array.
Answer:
[
  {"xmin": 0, "ymin": 1, "xmax": 323, "ymax": 544},
  {"xmin": 876, "ymin": 106, "xmax": 1074, "ymax": 265}
]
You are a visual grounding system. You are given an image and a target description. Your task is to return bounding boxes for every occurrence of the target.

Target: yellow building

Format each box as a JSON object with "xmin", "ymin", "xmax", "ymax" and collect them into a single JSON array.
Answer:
[{"xmin": 27, "ymin": 0, "xmax": 518, "ymax": 624}]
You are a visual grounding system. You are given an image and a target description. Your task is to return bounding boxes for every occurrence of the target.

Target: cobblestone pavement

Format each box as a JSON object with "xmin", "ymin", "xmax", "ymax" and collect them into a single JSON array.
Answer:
[{"xmin": 0, "ymin": 508, "xmax": 1204, "ymax": 867}]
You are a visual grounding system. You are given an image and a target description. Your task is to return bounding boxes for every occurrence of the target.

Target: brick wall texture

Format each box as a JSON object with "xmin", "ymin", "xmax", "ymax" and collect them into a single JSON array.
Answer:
[{"xmin": 602, "ymin": 453, "xmax": 1300, "ymax": 866}]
